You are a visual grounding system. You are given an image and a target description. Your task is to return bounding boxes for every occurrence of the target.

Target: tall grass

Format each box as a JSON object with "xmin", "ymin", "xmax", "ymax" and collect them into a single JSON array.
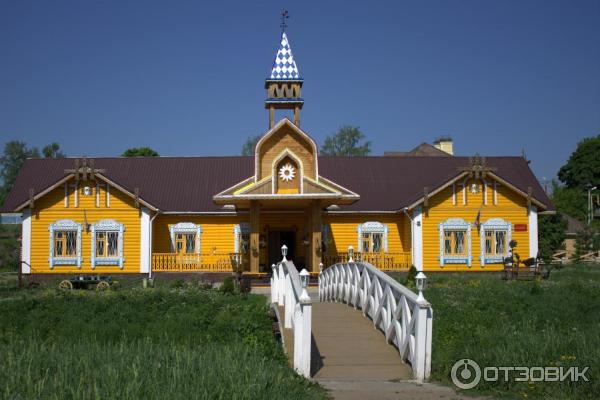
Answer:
[
  {"xmin": 0, "ymin": 289, "xmax": 326, "ymax": 399},
  {"xmin": 422, "ymin": 265, "xmax": 600, "ymax": 399}
]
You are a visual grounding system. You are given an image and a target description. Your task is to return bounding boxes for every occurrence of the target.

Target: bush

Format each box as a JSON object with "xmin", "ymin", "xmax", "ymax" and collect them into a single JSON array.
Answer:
[
  {"xmin": 404, "ymin": 265, "xmax": 417, "ymax": 289},
  {"xmin": 220, "ymin": 276, "xmax": 235, "ymax": 294},
  {"xmin": 171, "ymin": 278, "xmax": 184, "ymax": 289}
]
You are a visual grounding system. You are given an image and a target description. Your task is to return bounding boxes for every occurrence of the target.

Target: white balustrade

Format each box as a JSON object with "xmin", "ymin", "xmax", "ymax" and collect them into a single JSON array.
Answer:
[
  {"xmin": 319, "ymin": 262, "xmax": 433, "ymax": 382},
  {"xmin": 271, "ymin": 251, "xmax": 312, "ymax": 378}
]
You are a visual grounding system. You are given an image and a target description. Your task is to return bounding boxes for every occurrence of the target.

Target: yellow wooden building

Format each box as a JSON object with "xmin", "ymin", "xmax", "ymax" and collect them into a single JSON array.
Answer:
[{"xmin": 1, "ymin": 32, "xmax": 553, "ymax": 277}]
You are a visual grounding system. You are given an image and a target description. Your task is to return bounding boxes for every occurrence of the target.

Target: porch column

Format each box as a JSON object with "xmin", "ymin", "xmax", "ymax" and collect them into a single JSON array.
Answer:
[
  {"xmin": 250, "ymin": 200, "xmax": 260, "ymax": 273},
  {"xmin": 310, "ymin": 200, "xmax": 322, "ymax": 272}
]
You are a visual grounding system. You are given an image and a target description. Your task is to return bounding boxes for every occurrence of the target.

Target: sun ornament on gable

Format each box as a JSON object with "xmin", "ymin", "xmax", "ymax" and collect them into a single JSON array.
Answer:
[{"xmin": 278, "ymin": 163, "xmax": 296, "ymax": 182}]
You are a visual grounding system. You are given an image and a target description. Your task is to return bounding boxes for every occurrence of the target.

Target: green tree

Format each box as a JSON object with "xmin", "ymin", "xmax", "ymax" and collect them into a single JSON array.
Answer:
[
  {"xmin": 241, "ymin": 135, "xmax": 261, "ymax": 156},
  {"xmin": 574, "ymin": 225, "xmax": 600, "ymax": 260},
  {"xmin": 550, "ymin": 181, "xmax": 587, "ymax": 221},
  {"xmin": 537, "ymin": 214, "xmax": 567, "ymax": 261},
  {"xmin": 557, "ymin": 134, "xmax": 600, "ymax": 189},
  {"xmin": 0, "ymin": 141, "xmax": 40, "ymax": 205},
  {"xmin": 121, "ymin": 147, "xmax": 159, "ymax": 157},
  {"xmin": 42, "ymin": 142, "xmax": 66, "ymax": 158},
  {"xmin": 320, "ymin": 125, "xmax": 371, "ymax": 156}
]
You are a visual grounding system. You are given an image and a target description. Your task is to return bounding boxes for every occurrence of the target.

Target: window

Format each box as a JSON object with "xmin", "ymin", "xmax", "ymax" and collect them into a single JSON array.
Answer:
[
  {"xmin": 234, "ymin": 223, "xmax": 250, "ymax": 254},
  {"xmin": 55, "ymin": 231, "xmax": 77, "ymax": 257},
  {"xmin": 49, "ymin": 219, "xmax": 82, "ymax": 268},
  {"xmin": 443, "ymin": 230, "xmax": 467, "ymax": 256},
  {"xmin": 357, "ymin": 222, "xmax": 388, "ymax": 253},
  {"xmin": 362, "ymin": 232, "xmax": 383, "ymax": 252},
  {"xmin": 479, "ymin": 218, "xmax": 511, "ymax": 266},
  {"xmin": 170, "ymin": 222, "xmax": 202, "ymax": 255},
  {"xmin": 175, "ymin": 233, "xmax": 196, "ymax": 254},
  {"xmin": 91, "ymin": 219, "xmax": 125, "ymax": 268},
  {"xmin": 439, "ymin": 218, "xmax": 471, "ymax": 266}
]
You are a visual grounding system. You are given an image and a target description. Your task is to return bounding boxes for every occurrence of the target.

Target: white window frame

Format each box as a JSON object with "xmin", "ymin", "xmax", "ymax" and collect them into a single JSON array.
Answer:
[
  {"xmin": 439, "ymin": 218, "xmax": 471, "ymax": 266},
  {"xmin": 233, "ymin": 223, "xmax": 250, "ymax": 253},
  {"xmin": 91, "ymin": 219, "xmax": 125, "ymax": 269},
  {"xmin": 357, "ymin": 221, "xmax": 388, "ymax": 253},
  {"xmin": 49, "ymin": 219, "xmax": 82, "ymax": 268},
  {"xmin": 170, "ymin": 222, "xmax": 202, "ymax": 254},
  {"xmin": 479, "ymin": 218, "xmax": 512, "ymax": 266}
]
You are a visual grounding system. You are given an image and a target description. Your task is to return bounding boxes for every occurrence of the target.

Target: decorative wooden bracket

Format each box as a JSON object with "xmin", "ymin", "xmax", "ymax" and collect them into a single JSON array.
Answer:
[
  {"xmin": 527, "ymin": 186, "xmax": 532, "ymax": 208},
  {"xmin": 423, "ymin": 187, "xmax": 429, "ymax": 208},
  {"xmin": 65, "ymin": 157, "xmax": 106, "ymax": 181},
  {"xmin": 134, "ymin": 187, "xmax": 140, "ymax": 208},
  {"xmin": 458, "ymin": 154, "xmax": 497, "ymax": 180}
]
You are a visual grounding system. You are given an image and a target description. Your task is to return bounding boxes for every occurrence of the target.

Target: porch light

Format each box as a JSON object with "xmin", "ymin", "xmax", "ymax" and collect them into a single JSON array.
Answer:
[
  {"xmin": 281, "ymin": 244, "xmax": 288, "ymax": 261},
  {"xmin": 300, "ymin": 269, "xmax": 310, "ymax": 288},
  {"xmin": 348, "ymin": 245, "xmax": 354, "ymax": 262},
  {"xmin": 415, "ymin": 272, "xmax": 427, "ymax": 302}
]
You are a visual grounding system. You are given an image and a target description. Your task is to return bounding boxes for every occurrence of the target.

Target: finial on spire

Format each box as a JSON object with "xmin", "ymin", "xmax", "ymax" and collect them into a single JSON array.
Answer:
[{"xmin": 280, "ymin": 9, "xmax": 289, "ymax": 33}]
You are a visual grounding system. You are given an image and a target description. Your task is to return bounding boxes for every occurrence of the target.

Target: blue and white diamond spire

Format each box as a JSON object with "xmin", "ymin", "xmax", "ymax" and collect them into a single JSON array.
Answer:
[{"xmin": 269, "ymin": 32, "xmax": 301, "ymax": 80}]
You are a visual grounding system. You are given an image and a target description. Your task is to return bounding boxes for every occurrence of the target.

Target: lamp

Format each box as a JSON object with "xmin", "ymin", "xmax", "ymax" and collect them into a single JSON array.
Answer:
[
  {"xmin": 348, "ymin": 245, "xmax": 354, "ymax": 262},
  {"xmin": 299, "ymin": 268, "xmax": 311, "ymax": 303},
  {"xmin": 281, "ymin": 244, "xmax": 288, "ymax": 261},
  {"xmin": 415, "ymin": 272, "xmax": 427, "ymax": 302},
  {"xmin": 300, "ymin": 268, "xmax": 309, "ymax": 288}
]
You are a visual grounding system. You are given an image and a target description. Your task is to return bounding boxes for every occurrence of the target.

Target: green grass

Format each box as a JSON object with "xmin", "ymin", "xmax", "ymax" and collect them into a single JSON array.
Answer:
[
  {"xmin": 421, "ymin": 265, "xmax": 600, "ymax": 399},
  {"xmin": 0, "ymin": 288, "xmax": 326, "ymax": 399}
]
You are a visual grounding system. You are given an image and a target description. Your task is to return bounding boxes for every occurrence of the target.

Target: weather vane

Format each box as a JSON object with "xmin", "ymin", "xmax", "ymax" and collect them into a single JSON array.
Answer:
[{"xmin": 280, "ymin": 9, "xmax": 289, "ymax": 33}]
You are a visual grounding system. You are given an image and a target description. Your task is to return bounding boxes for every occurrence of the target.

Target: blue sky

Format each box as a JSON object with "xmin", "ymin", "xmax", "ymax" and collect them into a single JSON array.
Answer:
[{"xmin": 1, "ymin": 0, "xmax": 599, "ymax": 183}]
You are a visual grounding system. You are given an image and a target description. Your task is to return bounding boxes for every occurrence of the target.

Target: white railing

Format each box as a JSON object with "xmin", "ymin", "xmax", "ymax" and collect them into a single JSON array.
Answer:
[
  {"xmin": 271, "ymin": 259, "xmax": 312, "ymax": 378},
  {"xmin": 319, "ymin": 262, "xmax": 433, "ymax": 382}
]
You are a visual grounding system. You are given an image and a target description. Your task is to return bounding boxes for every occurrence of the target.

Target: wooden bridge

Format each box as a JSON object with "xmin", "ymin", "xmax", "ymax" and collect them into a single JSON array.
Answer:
[{"xmin": 270, "ymin": 259, "xmax": 433, "ymax": 386}]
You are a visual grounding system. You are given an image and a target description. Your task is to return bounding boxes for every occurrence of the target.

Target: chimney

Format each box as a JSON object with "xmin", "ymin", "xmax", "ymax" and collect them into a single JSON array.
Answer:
[{"xmin": 433, "ymin": 136, "xmax": 454, "ymax": 155}]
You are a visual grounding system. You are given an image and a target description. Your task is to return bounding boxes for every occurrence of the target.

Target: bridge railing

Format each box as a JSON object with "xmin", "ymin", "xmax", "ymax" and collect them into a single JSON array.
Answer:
[
  {"xmin": 319, "ymin": 262, "xmax": 433, "ymax": 382},
  {"xmin": 271, "ymin": 258, "xmax": 312, "ymax": 378}
]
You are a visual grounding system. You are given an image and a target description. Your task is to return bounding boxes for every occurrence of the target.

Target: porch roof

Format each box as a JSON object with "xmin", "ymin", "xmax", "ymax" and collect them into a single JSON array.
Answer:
[{"xmin": 1, "ymin": 155, "xmax": 553, "ymax": 213}]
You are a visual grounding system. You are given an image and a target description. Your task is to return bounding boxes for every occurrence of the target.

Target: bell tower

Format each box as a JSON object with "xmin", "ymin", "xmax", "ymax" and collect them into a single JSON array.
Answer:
[{"xmin": 265, "ymin": 23, "xmax": 304, "ymax": 128}]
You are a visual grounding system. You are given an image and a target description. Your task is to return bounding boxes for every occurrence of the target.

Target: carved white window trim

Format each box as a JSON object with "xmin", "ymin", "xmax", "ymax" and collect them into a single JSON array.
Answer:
[
  {"xmin": 479, "ymin": 218, "xmax": 511, "ymax": 267},
  {"xmin": 438, "ymin": 218, "xmax": 471, "ymax": 267},
  {"xmin": 91, "ymin": 219, "xmax": 125, "ymax": 269},
  {"xmin": 357, "ymin": 221, "xmax": 388, "ymax": 252},
  {"xmin": 170, "ymin": 222, "xmax": 202, "ymax": 254},
  {"xmin": 49, "ymin": 219, "xmax": 82, "ymax": 268},
  {"xmin": 233, "ymin": 222, "xmax": 250, "ymax": 253},
  {"xmin": 106, "ymin": 183, "xmax": 110, "ymax": 207}
]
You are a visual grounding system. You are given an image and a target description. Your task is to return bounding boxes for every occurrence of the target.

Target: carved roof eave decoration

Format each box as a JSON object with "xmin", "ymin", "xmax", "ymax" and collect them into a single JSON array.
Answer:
[
  {"xmin": 404, "ymin": 171, "xmax": 548, "ymax": 211},
  {"xmin": 14, "ymin": 172, "xmax": 158, "ymax": 212},
  {"xmin": 213, "ymin": 174, "xmax": 360, "ymax": 205}
]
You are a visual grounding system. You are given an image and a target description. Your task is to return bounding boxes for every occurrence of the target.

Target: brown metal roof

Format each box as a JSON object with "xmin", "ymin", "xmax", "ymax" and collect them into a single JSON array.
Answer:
[{"xmin": 1, "ymin": 156, "xmax": 552, "ymax": 213}]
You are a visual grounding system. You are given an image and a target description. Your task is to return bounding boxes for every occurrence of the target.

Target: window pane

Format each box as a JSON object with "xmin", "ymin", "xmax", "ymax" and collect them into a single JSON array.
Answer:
[
  {"xmin": 444, "ymin": 232, "xmax": 452, "ymax": 255},
  {"xmin": 97, "ymin": 238, "xmax": 105, "ymax": 257},
  {"xmin": 485, "ymin": 231, "xmax": 492, "ymax": 255},
  {"xmin": 55, "ymin": 239, "xmax": 63, "ymax": 256},
  {"xmin": 496, "ymin": 231, "xmax": 506, "ymax": 254},
  {"xmin": 66, "ymin": 232, "xmax": 77, "ymax": 256},
  {"xmin": 455, "ymin": 231, "xmax": 465, "ymax": 254},
  {"xmin": 362, "ymin": 233, "xmax": 370, "ymax": 252},
  {"xmin": 372, "ymin": 233, "xmax": 382, "ymax": 252},
  {"xmin": 108, "ymin": 232, "xmax": 118, "ymax": 256},
  {"xmin": 185, "ymin": 234, "xmax": 195, "ymax": 254}
]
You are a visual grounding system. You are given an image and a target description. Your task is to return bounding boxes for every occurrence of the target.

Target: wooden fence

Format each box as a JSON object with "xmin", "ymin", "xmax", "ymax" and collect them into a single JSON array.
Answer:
[{"xmin": 152, "ymin": 253, "xmax": 238, "ymax": 272}]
